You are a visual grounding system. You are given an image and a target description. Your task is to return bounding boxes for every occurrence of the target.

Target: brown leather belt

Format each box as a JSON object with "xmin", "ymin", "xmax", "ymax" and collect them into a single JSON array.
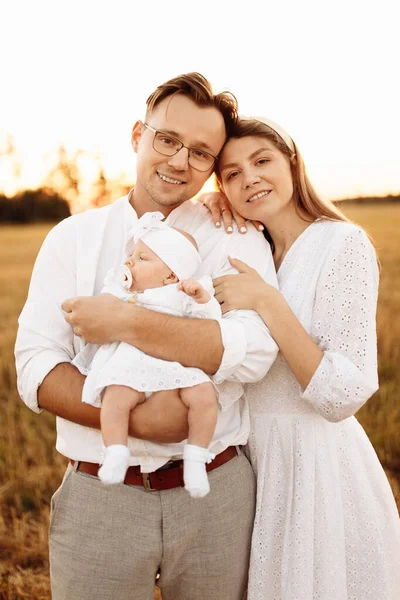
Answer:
[{"xmin": 71, "ymin": 446, "xmax": 238, "ymax": 492}]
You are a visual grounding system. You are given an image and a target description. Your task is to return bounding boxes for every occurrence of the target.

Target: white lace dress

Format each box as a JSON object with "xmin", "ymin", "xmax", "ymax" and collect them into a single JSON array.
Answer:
[
  {"xmin": 245, "ymin": 220, "xmax": 400, "ymax": 600},
  {"xmin": 73, "ymin": 274, "xmax": 223, "ymax": 407}
]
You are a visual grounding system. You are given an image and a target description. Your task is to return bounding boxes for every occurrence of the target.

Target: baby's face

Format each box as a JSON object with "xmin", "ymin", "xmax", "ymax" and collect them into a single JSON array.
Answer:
[{"xmin": 124, "ymin": 239, "xmax": 173, "ymax": 293}]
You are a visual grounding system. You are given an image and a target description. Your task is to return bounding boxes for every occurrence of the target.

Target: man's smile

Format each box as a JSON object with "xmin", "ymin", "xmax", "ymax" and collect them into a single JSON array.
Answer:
[{"xmin": 157, "ymin": 171, "xmax": 185, "ymax": 185}]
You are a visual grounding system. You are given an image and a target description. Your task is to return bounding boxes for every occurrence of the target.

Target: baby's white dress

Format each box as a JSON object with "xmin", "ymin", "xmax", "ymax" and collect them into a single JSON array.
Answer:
[
  {"xmin": 245, "ymin": 220, "xmax": 400, "ymax": 600},
  {"xmin": 73, "ymin": 272, "xmax": 222, "ymax": 407}
]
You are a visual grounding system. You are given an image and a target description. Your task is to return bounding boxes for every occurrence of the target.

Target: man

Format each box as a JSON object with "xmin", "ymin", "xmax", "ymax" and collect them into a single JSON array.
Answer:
[{"xmin": 15, "ymin": 73, "xmax": 278, "ymax": 600}]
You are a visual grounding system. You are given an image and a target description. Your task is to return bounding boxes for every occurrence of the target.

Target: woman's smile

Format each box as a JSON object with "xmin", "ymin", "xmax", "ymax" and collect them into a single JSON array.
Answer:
[{"xmin": 246, "ymin": 190, "xmax": 272, "ymax": 203}]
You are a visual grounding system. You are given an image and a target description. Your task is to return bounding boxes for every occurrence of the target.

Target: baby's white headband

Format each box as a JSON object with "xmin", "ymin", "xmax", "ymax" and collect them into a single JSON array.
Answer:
[
  {"xmin": 240, "ymin": 115, "xmax": 295, "ymax": 153},
  {"xmin": 126, "ymin": 212, "xmax": 202, "ymax": 281}
]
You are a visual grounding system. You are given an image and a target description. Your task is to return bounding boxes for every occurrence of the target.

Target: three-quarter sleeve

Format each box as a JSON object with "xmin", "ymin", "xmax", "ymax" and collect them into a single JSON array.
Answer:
[{"xmin": 301, "ymin": 227, "xmax": 379, "ymax": 422}]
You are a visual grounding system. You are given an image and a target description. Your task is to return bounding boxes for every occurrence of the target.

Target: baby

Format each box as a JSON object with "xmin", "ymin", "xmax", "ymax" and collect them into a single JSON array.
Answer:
[{"xmin": 72, "ymin": 211, "xmax": 222, "ymax": 498}]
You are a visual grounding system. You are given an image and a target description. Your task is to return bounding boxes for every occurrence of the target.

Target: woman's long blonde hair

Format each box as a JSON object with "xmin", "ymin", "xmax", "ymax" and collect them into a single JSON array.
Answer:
[{"xmin": 215, "ymin": 119, "xmax": 352, "ymax": 252}]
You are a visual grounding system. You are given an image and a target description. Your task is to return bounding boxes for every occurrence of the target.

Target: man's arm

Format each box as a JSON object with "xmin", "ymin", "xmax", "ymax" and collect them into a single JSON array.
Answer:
[
  {"xmin": 63, "ymin": 226, "xmax": 278, "ymax": 385},
  {"xmin": 62, "ymin": 294, "xmax": 223, "ymax": 374},
  {"xmin": 38, "ymin": 362, "xmax": 189, "ymax": 442},
  {"xmin": 16, "ymin": 216, "xmax": 188, "ymax": 443},
  {"xmin": 126, "ymin": 307, "xmax": 223, "ymax": 373},
  {"xmin": 122, "ymin": 307, "xmax": 223, "ymax": 373}
]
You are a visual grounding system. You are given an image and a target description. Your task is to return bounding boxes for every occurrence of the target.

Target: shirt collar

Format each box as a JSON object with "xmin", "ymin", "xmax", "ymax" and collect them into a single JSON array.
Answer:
[{"xmin": 123, "ymin": 188, "xmax": 193, "ymax": 236}]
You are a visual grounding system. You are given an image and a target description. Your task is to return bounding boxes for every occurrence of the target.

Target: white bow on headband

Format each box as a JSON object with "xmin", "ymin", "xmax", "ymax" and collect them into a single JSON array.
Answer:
[{"xmin": 127, "ymin": 211, "xmax": 168, "ymax": 245}]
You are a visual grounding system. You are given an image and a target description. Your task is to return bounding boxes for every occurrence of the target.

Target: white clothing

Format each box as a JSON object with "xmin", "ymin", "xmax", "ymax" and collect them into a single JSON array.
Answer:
[
  {"xmin": 15, "ymin": 195, "xmax": 279, "ymax": 472},
  {"xmin": 124, "ymin": 210, "xmax": 202, "ymax": 281},
  {"xmin": 245, "ymin": 220, "xmax": 400, "ymax": 599},
  {"xmin": 73, "ymin": 274, "xmax": 225, "ymax": 411}
]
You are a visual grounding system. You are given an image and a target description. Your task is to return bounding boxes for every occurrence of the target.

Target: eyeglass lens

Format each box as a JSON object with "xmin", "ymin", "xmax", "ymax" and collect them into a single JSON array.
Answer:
[{"xmin": 153, "ymin": 132, "xmax": 214, "ymax": 171}]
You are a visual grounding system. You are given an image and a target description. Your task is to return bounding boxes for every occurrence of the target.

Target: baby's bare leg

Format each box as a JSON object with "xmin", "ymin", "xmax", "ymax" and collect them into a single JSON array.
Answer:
[
  {"xmin": 179, "ymin": 382, "xmax": 218, "ymax": 448},
  {"xmin": 98, "ymin": 385, "xmax": 145, "ymax": 485},
  {"xmin": 179, "ymin": 382, "xmax": 218, "ymax": 499},
  {"xmin": 101, "ymin": 385, "xmax": 146, "ymax": 447}
]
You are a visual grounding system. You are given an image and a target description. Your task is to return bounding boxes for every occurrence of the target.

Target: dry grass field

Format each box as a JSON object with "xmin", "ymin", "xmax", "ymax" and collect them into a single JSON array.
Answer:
[{"xmin": 0, "ymin": 202, "xmax": 399, "ymax": 599}]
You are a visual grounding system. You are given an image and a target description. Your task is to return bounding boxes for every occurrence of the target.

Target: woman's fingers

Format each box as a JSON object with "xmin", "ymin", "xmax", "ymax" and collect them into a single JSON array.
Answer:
[
  {"xmin": 200, "ymin": 192, "xmax": 225, "ymax": 228},
  {"xmin": 213, "ymin": 274, "xmax": 234, "ymax": 288},
  {"xmin": 251, "ymin": 220, "xmax": 265, "ymax": 232},
  {"xmin": 231, "ymin": 207, "xmax": 248, "ymax": 234},
  {"xmin": 200, "ymin": 191, "xmax": 235, "ymax": 233},
  {"xmin": 221, "ymin": 207, "xmax": 234, "ymax": 233},
  {"xmin": 209, "ymin": 203, "xmax": 223, "ymax": 229},
  {"xmin": 198, "ymin": 191, "xmax": 265, "ymax": 234},
  {"xmin": 228, "ymin": 256, "xmax": 255, "ymax": 274}
]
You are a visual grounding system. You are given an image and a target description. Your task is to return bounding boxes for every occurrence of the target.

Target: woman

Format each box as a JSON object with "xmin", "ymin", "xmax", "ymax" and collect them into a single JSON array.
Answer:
[{"xmin": 201, "ymin": 116, "xmax": 400, "ymax": 599}]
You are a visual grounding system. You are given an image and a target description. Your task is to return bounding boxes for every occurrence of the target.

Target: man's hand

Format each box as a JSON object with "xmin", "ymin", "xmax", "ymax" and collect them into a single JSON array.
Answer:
[
  {"xmin": 62, "ymin": 294, "xmax": 131, "ymax": 344},
  {"xmin": 178, "ymin": 279, "xmax": 211, "ymax": 304}
]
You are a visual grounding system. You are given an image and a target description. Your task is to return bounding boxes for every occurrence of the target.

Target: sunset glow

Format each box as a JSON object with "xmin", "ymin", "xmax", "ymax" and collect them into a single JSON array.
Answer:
[{"xmin": 1, "ymin": 0, "xmax": 399, "ymax": 210}]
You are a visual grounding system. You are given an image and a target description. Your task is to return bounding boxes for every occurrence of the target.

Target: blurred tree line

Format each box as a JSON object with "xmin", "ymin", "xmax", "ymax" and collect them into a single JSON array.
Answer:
[
  {"xmin": 1, "ymin": 130, "xmax": 399, "ymax": 223},
  {"xmin": 335, "ymin": 194, "xmax": 400, "ymax": 206},
  {"xmin": 0, "ymin": 131, "xmax": 132, "ymax": 223},
  {"xmin": 0, "ymin": 188, "xmax": 71, "ymax": 222}
]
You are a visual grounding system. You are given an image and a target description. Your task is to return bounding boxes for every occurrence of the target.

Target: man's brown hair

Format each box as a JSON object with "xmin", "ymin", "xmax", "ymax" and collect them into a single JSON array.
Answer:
[{"xmin": 146, "ymin": 72, "xmax": 238, "ymax": 136}]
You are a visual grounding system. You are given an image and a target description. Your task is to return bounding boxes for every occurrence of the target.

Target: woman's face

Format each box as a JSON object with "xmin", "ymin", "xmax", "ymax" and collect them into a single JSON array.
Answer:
[{"xmin": 218, "ymin": 136, "xmax": 295, "ymax": 223}]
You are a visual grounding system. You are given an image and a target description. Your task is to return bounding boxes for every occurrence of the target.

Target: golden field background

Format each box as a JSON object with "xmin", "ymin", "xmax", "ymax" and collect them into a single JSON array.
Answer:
[{"xmin": 0, "ymin": 203, "xmax": 399, "ymax": 599}]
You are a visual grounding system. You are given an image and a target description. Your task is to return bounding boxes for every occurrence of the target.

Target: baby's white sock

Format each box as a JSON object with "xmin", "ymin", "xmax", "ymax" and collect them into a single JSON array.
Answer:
[
  {"xmin": 183, "ymin": 444, "xmax": 215, "ymax": 499},
  {"xmin": 98, "ymin": 445, "xmax": 130, "ymax": 485}
]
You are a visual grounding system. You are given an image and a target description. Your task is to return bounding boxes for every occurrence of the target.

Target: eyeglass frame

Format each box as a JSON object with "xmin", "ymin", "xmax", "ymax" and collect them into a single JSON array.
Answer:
[{"xmin": 142, "ymin": 122, "xmax": 219, "ymax": 172}]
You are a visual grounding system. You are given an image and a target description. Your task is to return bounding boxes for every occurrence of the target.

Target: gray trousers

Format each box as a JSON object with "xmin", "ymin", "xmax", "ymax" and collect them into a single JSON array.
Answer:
[{"xmin": 49, "ymin": 451, "xmax": 256, "ymax": 600}]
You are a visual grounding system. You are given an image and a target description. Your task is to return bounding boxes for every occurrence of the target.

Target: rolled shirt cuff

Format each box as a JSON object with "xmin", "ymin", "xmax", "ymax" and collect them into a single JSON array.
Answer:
[
  {"xmin": 16, "ymin": 350, "xmax": 72, "ymax": 414},
  {"xmin": 212, "ymin": 319, "xmax": 247, "ymax": 384}
]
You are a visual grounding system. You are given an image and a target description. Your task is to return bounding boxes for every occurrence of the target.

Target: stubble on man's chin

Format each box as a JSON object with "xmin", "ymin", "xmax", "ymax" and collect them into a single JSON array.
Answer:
[
  {"xmin": 148, "ymin": 185, "xmax": 190, "ymax": 210},
  {"xmin": 132, "ymin": 183, "xmax": 185, "ymax": 213}
]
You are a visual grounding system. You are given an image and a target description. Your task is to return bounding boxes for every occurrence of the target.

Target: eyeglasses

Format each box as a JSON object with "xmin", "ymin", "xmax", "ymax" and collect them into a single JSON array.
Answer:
[{"xmin": 143, "ymin": 122, "xmax": 218, "ymax": 172}]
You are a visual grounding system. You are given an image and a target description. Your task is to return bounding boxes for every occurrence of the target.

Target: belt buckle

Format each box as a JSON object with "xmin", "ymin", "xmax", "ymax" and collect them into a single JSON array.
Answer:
[{"xmin": 142, "ymin": 472, "xmax": 156, "ymax": 492}]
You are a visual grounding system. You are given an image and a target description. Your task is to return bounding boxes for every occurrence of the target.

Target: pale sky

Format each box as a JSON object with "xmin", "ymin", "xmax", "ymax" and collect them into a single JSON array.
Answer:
[{"xmin": 1, "ymin": 0, "xmax": 399, "ymax": 206}]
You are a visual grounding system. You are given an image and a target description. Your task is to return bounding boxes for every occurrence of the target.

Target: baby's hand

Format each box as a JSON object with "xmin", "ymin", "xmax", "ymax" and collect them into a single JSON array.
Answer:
[{"xmin": 178, "ymin": 279, "xmax": 211, "ymax": 304}]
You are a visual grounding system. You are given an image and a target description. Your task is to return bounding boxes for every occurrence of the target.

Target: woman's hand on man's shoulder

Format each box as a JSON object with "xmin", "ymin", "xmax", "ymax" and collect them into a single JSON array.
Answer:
[{"xmin": 197, "ymin": 191, "xmax": 264, "ymax": 235}]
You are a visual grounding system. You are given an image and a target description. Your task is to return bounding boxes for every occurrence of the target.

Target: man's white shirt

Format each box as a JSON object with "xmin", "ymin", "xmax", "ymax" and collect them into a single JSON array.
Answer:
[{"xmin": 15, "ymin": 195, "xmax": 278, "ymax": 472}]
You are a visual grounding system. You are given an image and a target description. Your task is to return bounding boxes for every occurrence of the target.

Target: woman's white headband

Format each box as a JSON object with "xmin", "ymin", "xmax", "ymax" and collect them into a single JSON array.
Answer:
[{"xmin": 240, "ymin": 115, "xmax": 295, "ymax": 153}]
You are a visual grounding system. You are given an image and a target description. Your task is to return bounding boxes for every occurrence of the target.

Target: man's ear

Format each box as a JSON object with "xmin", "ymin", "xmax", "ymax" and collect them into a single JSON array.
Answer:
[
  {"xmin": 131, "ymin": 121, "xmax": 143, "ymax": 153},
  {"xmin": 164, "ymin": 272, "xmax": 179, "ymax": 285}
]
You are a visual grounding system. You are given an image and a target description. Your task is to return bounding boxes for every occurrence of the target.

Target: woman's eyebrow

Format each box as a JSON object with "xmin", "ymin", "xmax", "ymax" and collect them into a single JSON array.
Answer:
[{"xmin": 220, "ymin": 147, "xmax": 273, "ymax": 171}]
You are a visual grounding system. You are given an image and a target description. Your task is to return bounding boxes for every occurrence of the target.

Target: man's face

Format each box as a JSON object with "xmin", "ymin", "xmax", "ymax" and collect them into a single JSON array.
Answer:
[{"xmin": 131, "ymin": 94, "xmax": 226, "ymax": 214}]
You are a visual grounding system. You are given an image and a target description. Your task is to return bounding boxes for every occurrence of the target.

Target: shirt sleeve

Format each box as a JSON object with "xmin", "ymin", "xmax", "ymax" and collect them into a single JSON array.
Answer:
[
  {"xmin": 14, "ymin": 218, "xmax": 78, "ymax": 413},
  {"xmin": 212, "ymin": 227, "xmax": 279, "ymax": 388},
  {"xmin": 301, "ymin": 227, "xmax": 379, "ymax": 422}
]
